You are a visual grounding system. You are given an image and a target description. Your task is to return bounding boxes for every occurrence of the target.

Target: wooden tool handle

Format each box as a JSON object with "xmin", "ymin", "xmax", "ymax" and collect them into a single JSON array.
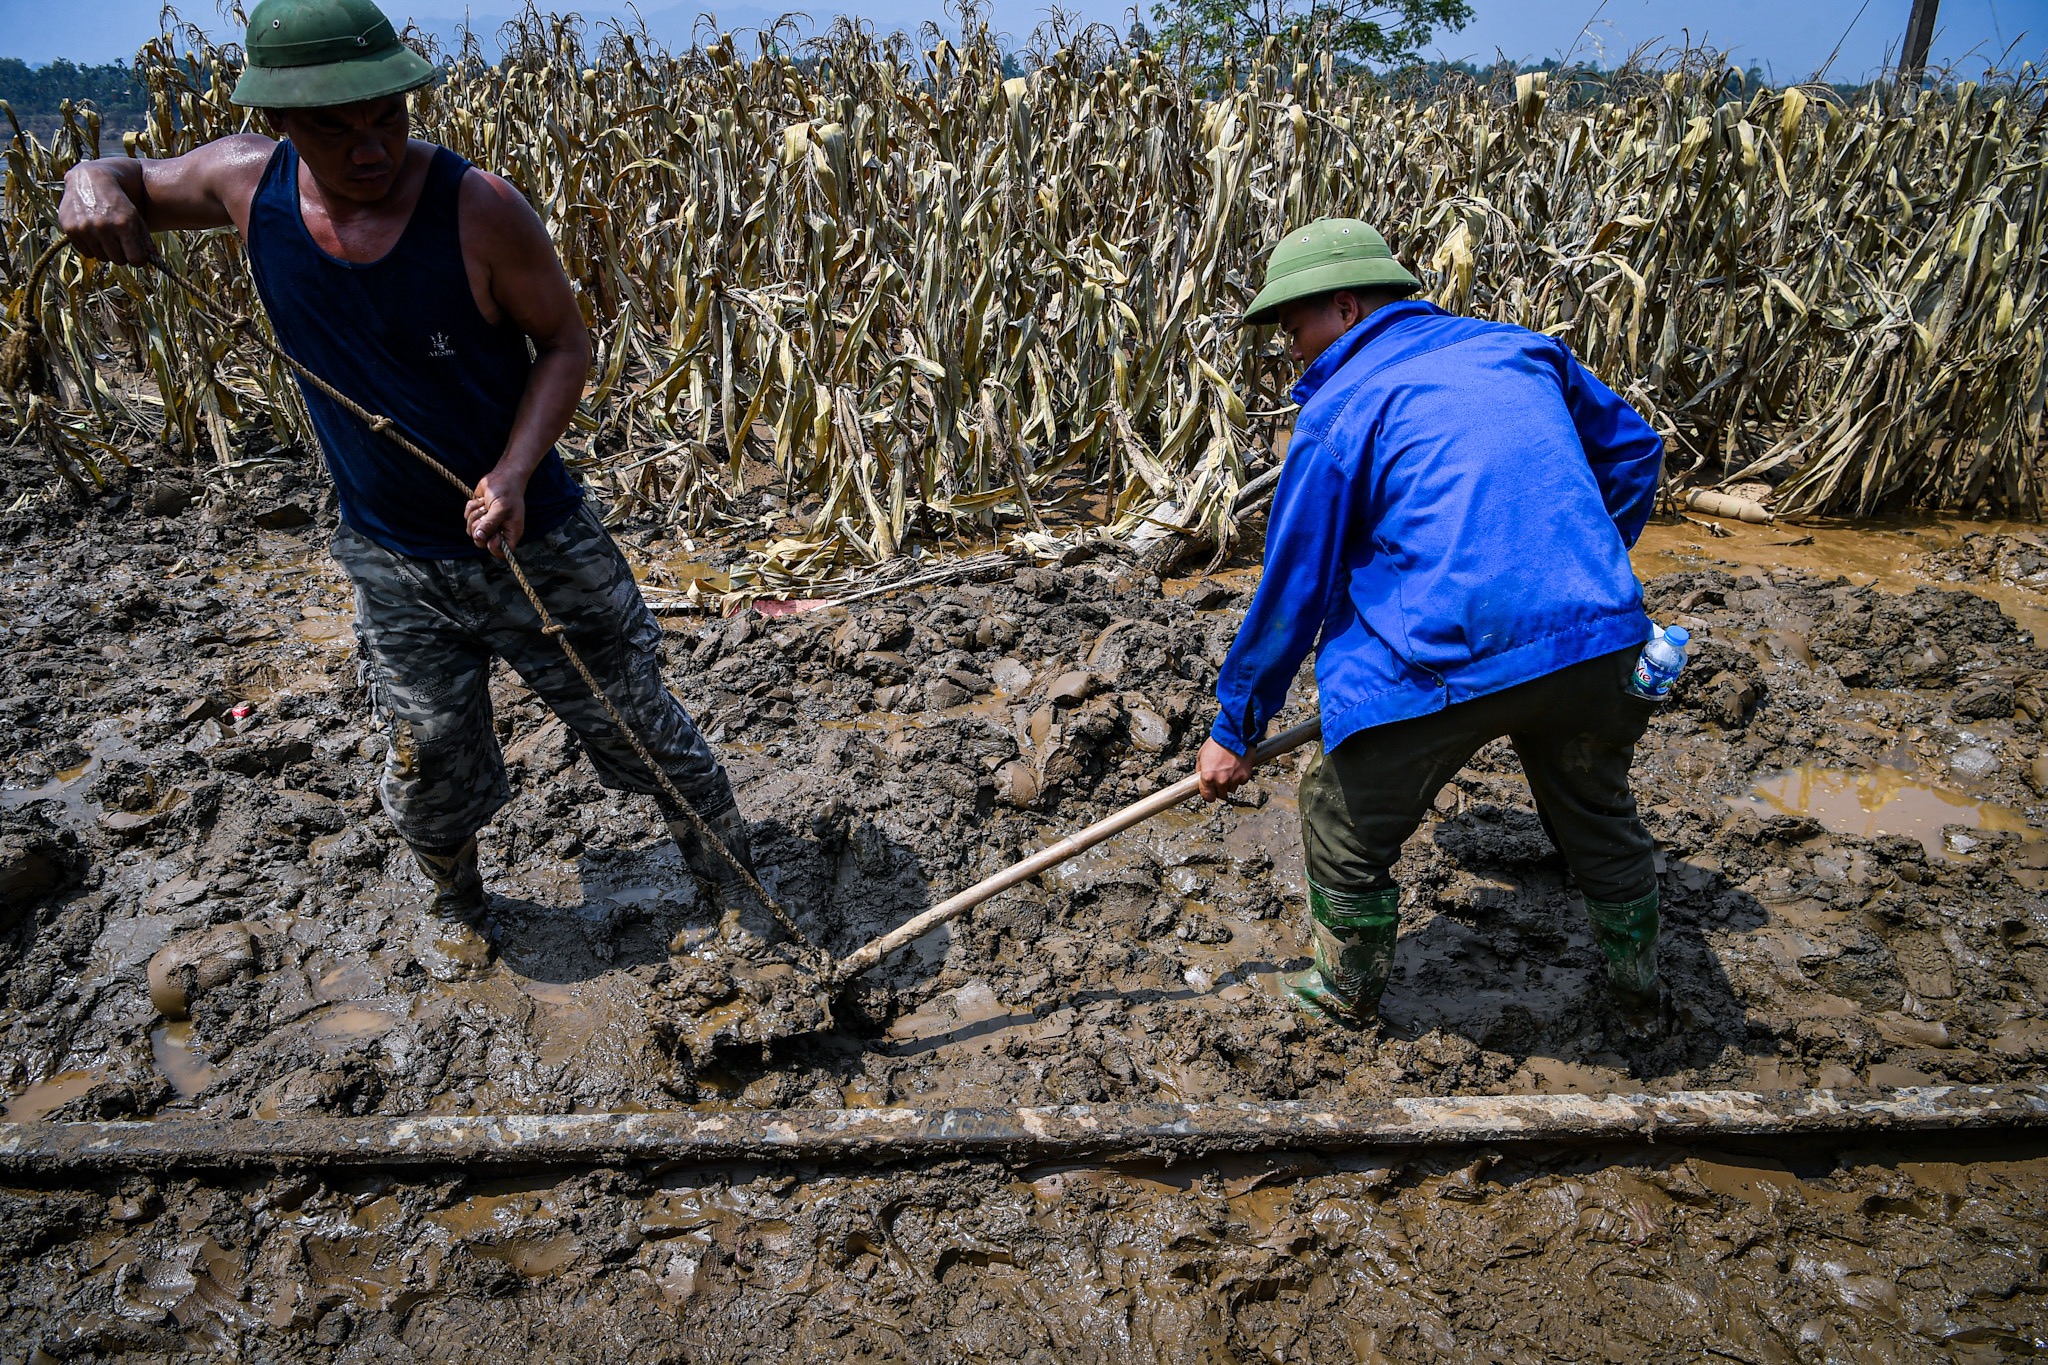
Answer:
[{"xmin": 833, "ymin": 717, "xmax": 1323, "ymax": 982}]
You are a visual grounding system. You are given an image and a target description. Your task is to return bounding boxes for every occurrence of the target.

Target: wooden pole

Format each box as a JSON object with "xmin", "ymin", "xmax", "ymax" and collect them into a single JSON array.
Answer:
[
  {"xmin": 3, "ymin": 1085, "xmax": 2042, "ymax": 1172},
  {"xmin": 831, "ymin": 718, "xmax": 1323, "ymax": 982},
  {"xmin": 1896, "ymin": 0, "xmax": 1940, "ymax": 105}
]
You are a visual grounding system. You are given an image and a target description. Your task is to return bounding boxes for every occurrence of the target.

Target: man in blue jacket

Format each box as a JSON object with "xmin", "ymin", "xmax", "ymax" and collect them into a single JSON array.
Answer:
[{"xmin": 1197, "ymin": 218, "xmax": 1666, "ymax": 1037}]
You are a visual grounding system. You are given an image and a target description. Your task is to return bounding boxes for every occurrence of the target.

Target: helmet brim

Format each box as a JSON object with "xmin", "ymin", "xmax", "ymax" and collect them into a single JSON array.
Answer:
[
  {"xmin": 1241, "ymin": 257, "xmax": 1422, "ymax": 327},
  {"xmin": 230, "ymin": 43, "xmax": 441, "ymax": 109}
]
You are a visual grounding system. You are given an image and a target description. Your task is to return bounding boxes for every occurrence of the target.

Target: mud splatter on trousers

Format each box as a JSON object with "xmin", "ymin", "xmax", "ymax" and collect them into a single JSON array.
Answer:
[{"xmin": 330, "ymin": 504, "xmax": 734, "ymax": 849}]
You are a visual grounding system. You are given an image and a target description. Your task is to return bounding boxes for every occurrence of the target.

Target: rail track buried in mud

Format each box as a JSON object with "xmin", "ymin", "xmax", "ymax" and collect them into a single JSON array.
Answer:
[{"xmin": 5, "ymin": 1083, "xmax": 2044, "ymax": 1173}]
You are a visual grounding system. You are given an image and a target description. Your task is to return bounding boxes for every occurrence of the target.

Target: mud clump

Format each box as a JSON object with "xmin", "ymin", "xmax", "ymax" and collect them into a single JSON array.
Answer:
[
  {"xmin": 0, "ymin": 810, "xmax": 86, "ymax": 913},
  {"xmin": 146, "ymin": 922, "xmax": 257, "ymax": 1020},
  {"xmin": 1922, "ymin": 529, "xmax": 2048, "ymax": 588},
  {"xmin": 649, "ymin": 955, "xmax": 833, "ymax": 1076}
]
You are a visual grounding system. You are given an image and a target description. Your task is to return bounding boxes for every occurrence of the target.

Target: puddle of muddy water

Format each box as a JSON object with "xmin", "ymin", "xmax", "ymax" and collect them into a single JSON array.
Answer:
[
  {"xmin": 0, "ymin": 1070, "xmax": 101, "ymax": 1121},
  {"xmin": 1739, "ymin": 764, "xmax": 2036, "ymax": 857},
  {"xmin": 151, "ymin": 1021, "xmax": 221, "ymax": 1102},
  {"xmin": 1633, "ymin": 516, "xmax": 2048, "ymax": 637},
  {"xmin": 309, "ymin": 1002, "xmax": 407, "ymax": 1044},
  {"xmin": 1506, "ymin": 1057, "xmax": 1619, "ymax": 1094},
  {"xmin": 292, "ymin": 614, "xmax": 351, "ymax": 644}
]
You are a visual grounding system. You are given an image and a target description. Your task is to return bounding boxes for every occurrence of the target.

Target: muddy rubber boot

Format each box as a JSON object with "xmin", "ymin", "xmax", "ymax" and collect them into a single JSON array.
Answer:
[
  {"xmin": 1279, "ymin": 882, "xmax": 1400, "ymax": 1026},
  {"xmin": 665, "ymin": 807, "xmax": 757, "ymax": 949},
  {"xmin": 408, "ymin": 836, "xmax": 492, "ymax": 979},
  {"xmin": 1585, "ymin": 888, "xmax": 1663, "ymax": 1041}
]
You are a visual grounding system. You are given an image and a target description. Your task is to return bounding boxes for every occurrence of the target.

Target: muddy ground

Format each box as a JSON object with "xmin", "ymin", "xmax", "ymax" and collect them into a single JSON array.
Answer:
[
  {"xmin": 2, "ymin": 456, "xmax": 2046, "ymax": 1359},
  {"xmin": 7, "ymin": 1136, "xmax": 2048, "ymax": 1361}
]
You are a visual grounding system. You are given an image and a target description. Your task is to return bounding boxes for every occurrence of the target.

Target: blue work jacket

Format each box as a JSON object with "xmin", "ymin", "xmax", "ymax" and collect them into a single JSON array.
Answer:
[{"xmin": 1210, "ymin": 299, "xmax": 1662, "ymax": 757}]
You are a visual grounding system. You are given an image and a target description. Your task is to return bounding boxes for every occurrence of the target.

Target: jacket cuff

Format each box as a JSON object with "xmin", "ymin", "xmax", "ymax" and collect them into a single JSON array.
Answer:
[{"xmin": 1207, "ymin": 715, "xmax": 1250, "ymax": 757}]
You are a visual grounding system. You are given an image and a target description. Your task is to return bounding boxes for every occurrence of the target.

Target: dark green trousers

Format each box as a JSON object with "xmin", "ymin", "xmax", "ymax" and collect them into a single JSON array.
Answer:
[{"xmin": 1299, "ymin": 646, "xmax": 1658, "ymax": 904}]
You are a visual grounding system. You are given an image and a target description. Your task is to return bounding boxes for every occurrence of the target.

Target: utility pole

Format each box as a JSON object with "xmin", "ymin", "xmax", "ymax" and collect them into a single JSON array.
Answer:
[{"xmin": 1895, "ymin": 0, "xmax": 1939, "ymax": 106}]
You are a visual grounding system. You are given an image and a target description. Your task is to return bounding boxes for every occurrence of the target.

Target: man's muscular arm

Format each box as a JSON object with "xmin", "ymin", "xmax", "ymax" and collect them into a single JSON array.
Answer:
[
  {"xmin": 58, "ymin": 135, "xmax": 276, "ymax": 265},
  {"xmin": 459, "ymin": 170, "xmax": 591, "ymax": 556}
]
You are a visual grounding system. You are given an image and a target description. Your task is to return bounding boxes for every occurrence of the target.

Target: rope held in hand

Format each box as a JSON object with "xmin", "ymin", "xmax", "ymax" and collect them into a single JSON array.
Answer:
[{"xmin": 39, "ymin": 244, "xmax": 808, "ymax": 950}]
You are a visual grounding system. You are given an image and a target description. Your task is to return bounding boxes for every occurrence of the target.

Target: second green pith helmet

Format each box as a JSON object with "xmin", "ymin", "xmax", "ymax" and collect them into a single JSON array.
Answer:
[
  {"xmin": 231, "ymin": 0, "xmax": 442, "ymax": 109},
  {"xmin": 1242, "ymin": 218, "xmax": 1421, "ymax": 326}
]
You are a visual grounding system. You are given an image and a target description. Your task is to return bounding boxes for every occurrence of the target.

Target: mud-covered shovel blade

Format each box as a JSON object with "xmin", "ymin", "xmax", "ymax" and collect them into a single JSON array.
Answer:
[{"xmin": 653, "ymin": 945, "xmax": 838, "ymax": 1066}]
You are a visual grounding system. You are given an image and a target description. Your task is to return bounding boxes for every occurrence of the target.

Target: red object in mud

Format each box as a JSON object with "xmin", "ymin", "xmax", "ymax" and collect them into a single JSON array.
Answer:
[
  {"xmin": 230, "ymin": 703, "xmax": 254, "ymax": 720},
  {"xmin": 751, "ymin": 598, "xmax": 834, "ymax": 618}
]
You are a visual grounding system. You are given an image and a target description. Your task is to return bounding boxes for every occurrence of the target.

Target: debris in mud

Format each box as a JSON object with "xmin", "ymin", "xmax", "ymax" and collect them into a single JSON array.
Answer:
[{"xmin": 649, "ymin": 953, "xmax": 833, "ymax": 1079}]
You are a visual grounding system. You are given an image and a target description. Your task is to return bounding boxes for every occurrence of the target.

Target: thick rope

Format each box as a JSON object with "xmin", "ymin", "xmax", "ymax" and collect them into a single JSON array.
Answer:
[{"xmin": 131, "ymin": 251, "xmax": 811, "ymax": 952}]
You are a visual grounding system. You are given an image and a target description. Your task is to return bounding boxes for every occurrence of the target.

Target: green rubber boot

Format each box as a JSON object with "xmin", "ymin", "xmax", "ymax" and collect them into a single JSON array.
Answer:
[
  {"xmin": 666, "ymin": 807, "xmax": 759, "ymax": 949},
  {"xmin": 1584, "ymin": 888, "xmax": 1662, "ymax": 1040},
  {"xmin": 410, "ymin": 836, "xmax": 485, "ymax": 922},
  {"xmin": 1280, "ymin": 882, "xmax": 1400, "ymax": 1025},
  {"xmin": 408, "ymin": 836, "xmax": 491, "ymax": 979}
]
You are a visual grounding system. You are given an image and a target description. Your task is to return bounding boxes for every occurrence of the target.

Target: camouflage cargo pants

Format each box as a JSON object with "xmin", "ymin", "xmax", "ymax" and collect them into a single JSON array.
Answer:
[{"xmin": 331, "ymin": 504, "xmax": 733, "ymax": 850}]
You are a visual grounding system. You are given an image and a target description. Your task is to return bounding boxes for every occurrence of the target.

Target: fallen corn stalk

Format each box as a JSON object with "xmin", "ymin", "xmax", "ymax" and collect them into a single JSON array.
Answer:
[
  {"xmin": 749, "ymin": 550, "xmax": 1017, "ymax": 617},
  {"xmin": 1684, "ymin": 489, "xmax": 1774, "ymax": 524},
  {"xmin": 2, "ymin": 1084, "xmax": 2041, "ymax": 1173}
]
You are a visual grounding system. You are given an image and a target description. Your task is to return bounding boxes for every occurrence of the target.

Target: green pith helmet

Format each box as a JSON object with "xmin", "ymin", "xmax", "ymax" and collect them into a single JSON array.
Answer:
[
  {"xmin": 1242, "ymin": 218, "xmax": 1421, "ymax": 326},
  {"xmin": 231, "ymin": 0, "xmax": 441, "ymax": 109}
]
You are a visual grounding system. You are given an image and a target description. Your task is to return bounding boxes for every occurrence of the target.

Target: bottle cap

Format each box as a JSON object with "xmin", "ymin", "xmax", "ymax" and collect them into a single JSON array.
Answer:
[{"xmin": 1664, "ymin": 625, "xmax": 1690, "ymax": 646}]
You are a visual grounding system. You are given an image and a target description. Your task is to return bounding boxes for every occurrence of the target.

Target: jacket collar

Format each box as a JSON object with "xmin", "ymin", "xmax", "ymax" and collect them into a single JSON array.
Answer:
[{"xmin": 1289, "ymin": 298, "xmax": 1447, "ymax": 407}]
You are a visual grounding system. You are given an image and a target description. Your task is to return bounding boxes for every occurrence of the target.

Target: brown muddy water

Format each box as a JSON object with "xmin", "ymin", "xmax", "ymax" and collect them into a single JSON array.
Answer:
[{"xmin": 1, "ymin": 461, "xmax": 2046, "ymax": 1359}]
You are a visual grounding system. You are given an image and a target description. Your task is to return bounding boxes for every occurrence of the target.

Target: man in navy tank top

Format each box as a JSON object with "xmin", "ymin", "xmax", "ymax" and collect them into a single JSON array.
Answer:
[{"xmin": 58, "ymin": 0, "xmax": 755, "ymax": 974}]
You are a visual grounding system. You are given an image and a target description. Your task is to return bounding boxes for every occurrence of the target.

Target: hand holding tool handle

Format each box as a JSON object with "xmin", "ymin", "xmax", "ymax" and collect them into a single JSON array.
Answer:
[{"xmin": 833, "ymin": 717, "xmax": 1323, "ymax": 983}]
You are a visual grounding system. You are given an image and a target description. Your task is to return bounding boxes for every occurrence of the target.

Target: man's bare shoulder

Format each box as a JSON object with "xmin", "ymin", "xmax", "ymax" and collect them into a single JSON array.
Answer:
[
  {"xmin": 455, "ymin": 164, "xmax": 546, "ymax": 241},
  {"xmin": 450, "ymin": 157, "xmax": 578, "ymax": 335},
  {"xmin": 190, "ymin": 132, "xmax": 280, "ymax": 180},
  {"xmin": 184, "ymin": 132, "xmax": 281, "ymax": 216}
]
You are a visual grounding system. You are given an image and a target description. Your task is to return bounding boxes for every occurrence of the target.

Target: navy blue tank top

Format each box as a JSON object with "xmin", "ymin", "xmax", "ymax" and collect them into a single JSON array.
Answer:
[{"xmin": 246, "ymin": 141, "xmax": 582, "ymax": 559}]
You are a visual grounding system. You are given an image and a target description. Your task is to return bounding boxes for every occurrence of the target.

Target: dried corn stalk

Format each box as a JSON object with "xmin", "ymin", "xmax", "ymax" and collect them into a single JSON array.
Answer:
[{"xmin": 4, "ymin": 18, "xmax": 2044, "ymax": 592}]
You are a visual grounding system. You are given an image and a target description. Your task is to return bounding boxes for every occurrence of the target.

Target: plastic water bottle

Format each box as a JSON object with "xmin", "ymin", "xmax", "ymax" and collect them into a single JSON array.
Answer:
[{"xmin": 1626, "ymin": 624, "xmax": 1689, "ymax": 700}]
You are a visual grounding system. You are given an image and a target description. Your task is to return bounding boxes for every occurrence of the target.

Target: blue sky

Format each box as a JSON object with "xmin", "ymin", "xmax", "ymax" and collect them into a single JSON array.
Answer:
[{"xmin": 3, "ymin": 0, "xmax": 2039, "ymax": 82}]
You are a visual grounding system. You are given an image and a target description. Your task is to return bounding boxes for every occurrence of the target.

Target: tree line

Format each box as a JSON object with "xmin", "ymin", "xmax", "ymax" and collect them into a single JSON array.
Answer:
[{"xmin": 0, "ymin": 59, "xmax": 147, "ymax": 118}]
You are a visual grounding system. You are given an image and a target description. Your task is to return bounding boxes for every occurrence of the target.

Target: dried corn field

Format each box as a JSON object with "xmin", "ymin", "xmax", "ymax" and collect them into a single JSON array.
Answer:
[{"xmin": 4, "ymin": 20, "xmax": 2046, "ymax": 593}]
